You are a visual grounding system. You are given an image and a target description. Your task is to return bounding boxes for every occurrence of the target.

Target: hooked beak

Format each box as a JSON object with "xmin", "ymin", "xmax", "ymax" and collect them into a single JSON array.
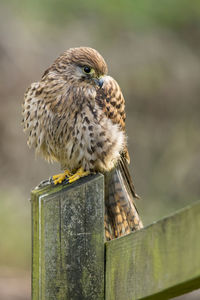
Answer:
[{"xmin": 94, "ymin": 77, "xmax": 104, "ymax": 88}]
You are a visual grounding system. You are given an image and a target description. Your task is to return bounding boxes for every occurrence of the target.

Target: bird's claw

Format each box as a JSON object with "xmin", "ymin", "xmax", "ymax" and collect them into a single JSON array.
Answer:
[
  {"xmin": 49, "ymin": 167, "xmax": 91, "ymax": 186},
  {"xmin": 66, "ymin": 168, "xmax": 90, "ymax": 184},
  {"xmin": 51, "ymin": 170, "xmax": 72, "ymax": 185},
  {"xmin": 51, "ymin": 167, "xmax": 90, "ymax": 185}
]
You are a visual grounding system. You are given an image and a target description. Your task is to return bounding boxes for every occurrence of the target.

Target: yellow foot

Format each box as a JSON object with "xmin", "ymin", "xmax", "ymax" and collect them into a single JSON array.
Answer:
[
  {"xmin": 52, "ymin": 170, "xmax": 72, "ymax": 185},
  {"xmin": 68, "ymin": 167, "xmax": 90, "ymax": 184}
]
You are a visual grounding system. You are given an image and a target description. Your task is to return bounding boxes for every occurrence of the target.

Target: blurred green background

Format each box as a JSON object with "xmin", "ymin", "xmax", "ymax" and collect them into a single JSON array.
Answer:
[{"xmin": 0, "ymin": 1, "xmax": 200, "ymax": 299}]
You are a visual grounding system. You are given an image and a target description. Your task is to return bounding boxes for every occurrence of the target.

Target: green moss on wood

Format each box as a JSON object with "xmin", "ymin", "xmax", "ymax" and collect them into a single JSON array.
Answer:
[
  {"xmin": 106, "ymin": 201, "xmax": 200, "ymax": 300},
  {"xmin": 32, "ymin": 174, "xmax": 104, "ymax": 300}
]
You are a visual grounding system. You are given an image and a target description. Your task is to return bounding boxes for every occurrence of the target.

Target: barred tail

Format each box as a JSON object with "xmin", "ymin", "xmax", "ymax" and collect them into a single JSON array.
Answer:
[{"xmin": 104, "ymin": 161, "xmax": 143, "ymax": 241}]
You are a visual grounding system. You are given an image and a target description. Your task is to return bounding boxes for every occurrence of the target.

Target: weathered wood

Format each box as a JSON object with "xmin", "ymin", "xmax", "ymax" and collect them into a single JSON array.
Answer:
[
  {"xmin": 105, "ymin": 200, "xmax": 200, "ymax": 300},
  {"xmin": 31, "ymin": 174, "xmax": 105, "ymax": 300}
]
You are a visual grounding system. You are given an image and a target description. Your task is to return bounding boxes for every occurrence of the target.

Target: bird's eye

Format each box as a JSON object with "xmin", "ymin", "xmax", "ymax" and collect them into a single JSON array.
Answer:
[{"xmin": 83, "ymin": 66, "xmax": 92, "ymax": 74}]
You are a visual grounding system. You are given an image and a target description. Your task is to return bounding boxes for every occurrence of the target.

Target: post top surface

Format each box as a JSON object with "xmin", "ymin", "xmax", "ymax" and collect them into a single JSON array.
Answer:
[{"xmin": 31, "ymin": 173, "xmax": 104, "ymax": 198}]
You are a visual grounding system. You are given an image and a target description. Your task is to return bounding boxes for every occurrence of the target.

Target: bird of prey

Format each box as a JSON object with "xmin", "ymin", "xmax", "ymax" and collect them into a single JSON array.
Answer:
[{"xmin": 22, "ymin": 47, "xmax": 143, "ymax": 240}]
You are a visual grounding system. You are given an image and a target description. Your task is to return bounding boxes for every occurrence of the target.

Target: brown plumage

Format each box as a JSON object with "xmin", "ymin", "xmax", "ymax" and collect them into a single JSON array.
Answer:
[{"xmin": 22, "ymin": 47, "xmax": 143, "ymax": 240}]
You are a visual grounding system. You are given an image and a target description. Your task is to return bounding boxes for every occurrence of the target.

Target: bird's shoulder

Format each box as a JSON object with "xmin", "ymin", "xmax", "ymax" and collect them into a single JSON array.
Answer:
[{"xmin": 95, "ymin": 75, "xmax": 126, "ymax": 131}]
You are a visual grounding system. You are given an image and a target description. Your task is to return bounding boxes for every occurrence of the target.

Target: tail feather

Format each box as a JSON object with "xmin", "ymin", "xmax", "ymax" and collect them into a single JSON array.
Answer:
[{"xmin": 104, "ymin": 161, "xmax": 143, "ymax": 241}]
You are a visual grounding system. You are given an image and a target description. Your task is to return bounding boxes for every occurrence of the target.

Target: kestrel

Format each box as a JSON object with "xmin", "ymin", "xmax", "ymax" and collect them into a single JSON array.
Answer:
[{"xmin": 22, "ymin": 47, "xmax": 143, "ymax": 240}]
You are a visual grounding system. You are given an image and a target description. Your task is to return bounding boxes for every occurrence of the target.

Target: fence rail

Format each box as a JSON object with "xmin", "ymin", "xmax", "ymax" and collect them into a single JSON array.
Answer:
[
  {"xmin": 106, "ymin": 199, "xmax": 200, "ymax": 300},
  {"xmin": 31, "ymin": 174, "xmax": 200, "ymax": 300}
]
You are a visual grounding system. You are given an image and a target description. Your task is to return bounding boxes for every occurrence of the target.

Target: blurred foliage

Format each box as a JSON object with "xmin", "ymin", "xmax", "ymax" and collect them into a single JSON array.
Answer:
[
  {"xmin": 0, "ymin": 190, "xmax": 30, "ymax": 270},
  {"xmin": 3, "ymin": 0, "xmax": 200, "ymax": 29}
]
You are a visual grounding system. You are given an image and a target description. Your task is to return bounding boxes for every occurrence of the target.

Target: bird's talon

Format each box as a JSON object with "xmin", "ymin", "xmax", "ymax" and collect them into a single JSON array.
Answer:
[
  {"xmin": 62, "ymin": 178, "xmax": 70, "ymax": 185},
  {"xmin": 52, "ymin": 170, "xmax": 72, "ymax": 185},
  {"xmin": 67, "ymin": 167, "xmax": 90, "ymax": 184}
]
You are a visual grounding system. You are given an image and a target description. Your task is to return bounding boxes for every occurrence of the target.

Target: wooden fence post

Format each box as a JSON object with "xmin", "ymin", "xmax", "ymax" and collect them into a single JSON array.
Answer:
[{"xmin": 31, "ymin": 173, "xmax": 105, "ymax": 300}]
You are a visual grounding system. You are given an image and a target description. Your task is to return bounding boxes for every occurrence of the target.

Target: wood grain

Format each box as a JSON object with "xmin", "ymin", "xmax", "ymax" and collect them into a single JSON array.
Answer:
[
  {"xmin": 106, "ymin": 200, "xmax": 200, "ymax": 300},
  {"xmin": 31, "ymin": 174, "xmax": 104, "ymax": 300}
]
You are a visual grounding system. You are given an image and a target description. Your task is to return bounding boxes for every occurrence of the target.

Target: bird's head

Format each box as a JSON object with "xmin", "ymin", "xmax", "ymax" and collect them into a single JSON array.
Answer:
[{"xmin": 45, "ymin": 47, "xmax": 108, "ymax": 88}]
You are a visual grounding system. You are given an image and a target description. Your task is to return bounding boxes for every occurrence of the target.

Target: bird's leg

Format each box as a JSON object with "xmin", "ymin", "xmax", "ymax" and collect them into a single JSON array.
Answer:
[
  {"xmin": 52, "ymin": 170, "xmax": 72, "ymax": 185},
  {"xmin": 66, "ymin": 167, "xmax": 90, "ymax": 184}
]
